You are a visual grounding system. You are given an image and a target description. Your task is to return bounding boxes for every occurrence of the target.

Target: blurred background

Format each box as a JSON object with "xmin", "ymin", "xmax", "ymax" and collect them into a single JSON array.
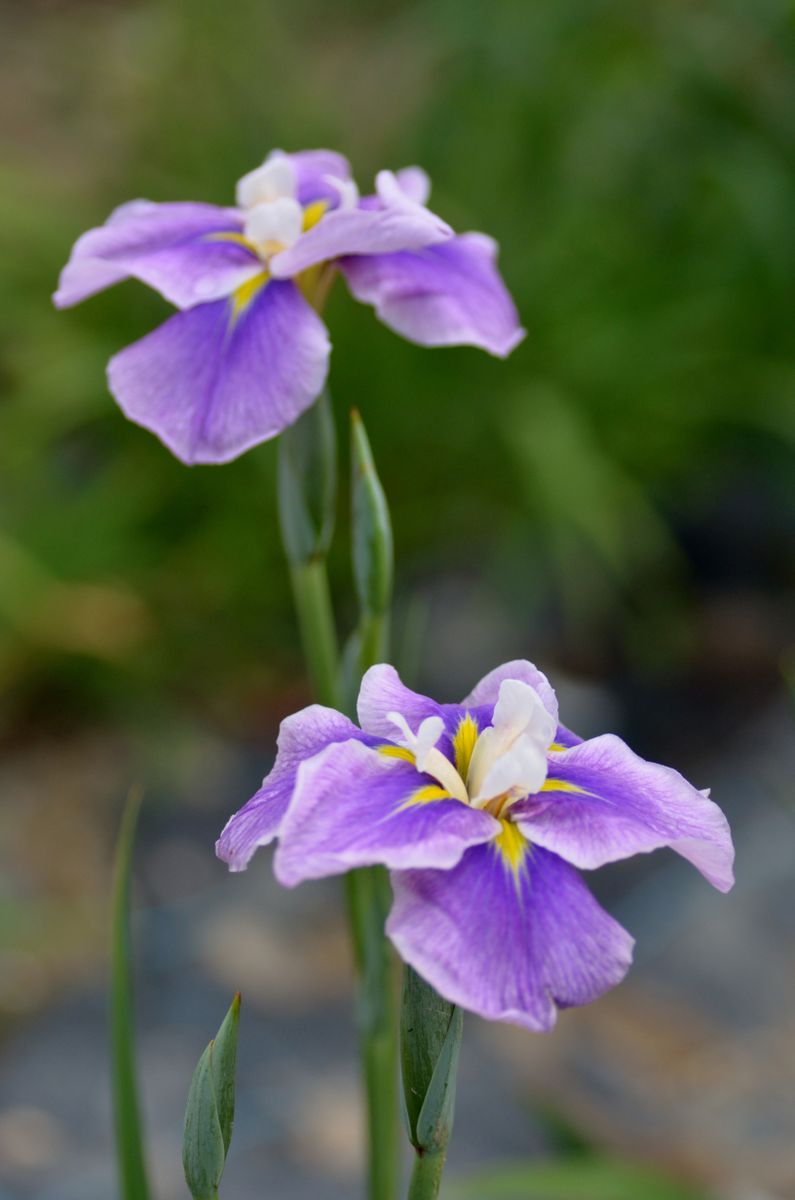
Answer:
[{"xmin": 1, "ymin": 0, "xmax": 794, "ymax": 1197}]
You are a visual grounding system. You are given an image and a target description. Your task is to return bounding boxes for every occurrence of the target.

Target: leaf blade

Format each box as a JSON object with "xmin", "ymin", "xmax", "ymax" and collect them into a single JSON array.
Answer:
[{"xmin": 109, "ymin": 786, "xmax": 151, "ymax": 1200}]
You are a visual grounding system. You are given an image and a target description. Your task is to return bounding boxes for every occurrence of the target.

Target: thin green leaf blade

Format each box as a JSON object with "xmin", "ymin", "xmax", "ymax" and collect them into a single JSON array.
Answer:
[{"xmin": 109, "ymin": 786, "xmax": 151, "ymax": 1200}]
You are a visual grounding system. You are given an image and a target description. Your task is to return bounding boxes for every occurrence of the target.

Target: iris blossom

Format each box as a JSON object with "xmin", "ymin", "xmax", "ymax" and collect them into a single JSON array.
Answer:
[
  {"xmin": 217, "ymin": 660, "xmax": 734, "ymax": 1030},
  {"xmin": 54, "ymin": 150, "xmax": 524, "ymax": 464}
]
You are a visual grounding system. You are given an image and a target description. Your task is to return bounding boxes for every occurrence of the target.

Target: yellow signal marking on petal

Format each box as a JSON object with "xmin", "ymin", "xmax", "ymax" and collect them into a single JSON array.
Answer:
[
  {"xmin": 408, "ymin": 785, "xmax": 451, "ymax": 805},
  {"xmin": 396, "ymin": 784, "xmax": 452, "ymax": 813},
  {"xmin": 302, "ymin": 199, "xmax": 329, "ymax": 231},
  {"xmin": 229, "ymin": 270, "xmax": 269, "ymax": 321},
  {"xmin": 540, "ymin": 778, "xmax": 588, "ymax": 794},
  {"xmin": 378, "ymin": 744, "xmax": 416, "ymax": 764},
  {"xmin": 206, "ymin": 231, "xmax": 259, "ymax": 251},
  {"xmin": 493, "ymin": 819, "xmax": 529, "ymax": 877},
  {"xmin": 548, "ymin": 742, "xmax": 567, "ymax": 752},
  {"xmin": 453, "ymin": 713, "xmax": 479, "ymax": 781}
]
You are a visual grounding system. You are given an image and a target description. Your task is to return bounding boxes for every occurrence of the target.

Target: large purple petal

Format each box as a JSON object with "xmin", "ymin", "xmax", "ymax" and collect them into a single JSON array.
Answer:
[
  {"xmin": 463, "ymin": 659, "xmax": 558, "ymax": 724},
  {"xmin": 274, "ymin": 739, "xmax": 498, "ymax": 885},
  {"xmin": 357, "ymin": 664, "xmax": 444, "ymax": 740},
  {"xmin": 216, "ymin": 705, "xmax": 363, "ymax": 871},
  {"xmin": 388, "ymin": 841, "xmax": 634, "ymax": 1030},
  {"xmin": 54, "ymin": 201, "xmax": 259, "ymax": 310},
  {"xmin": 269, "ymin": 184, "xmax": 453, "ymax": 279},
  {"xmin": 277, "ymin": 149, "xmax": 353, "ymax": 206},
  {"xmin": 107, "ymin": 278, "xmax": 330, "ymax": 464},
  {"xmin": 513, "ymin": 734, "xmax": 735, "ymax": 892},
  {"xmin": 552, "ymin": 724, "xmax": 583, "ymax": 749},
  {"xmin": 339, "ymin": 233, "xmax": 525, "ymax": 358}
]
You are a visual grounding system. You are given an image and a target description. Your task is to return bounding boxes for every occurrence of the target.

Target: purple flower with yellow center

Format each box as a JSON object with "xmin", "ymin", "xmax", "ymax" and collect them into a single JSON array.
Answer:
[
  {"xmin": 54, "ymin": 149, "xmax": 524, "ymax": 465},
  {"xmin": 217, "ymin": 660, "xmax": 734, "ymax": 1031}
]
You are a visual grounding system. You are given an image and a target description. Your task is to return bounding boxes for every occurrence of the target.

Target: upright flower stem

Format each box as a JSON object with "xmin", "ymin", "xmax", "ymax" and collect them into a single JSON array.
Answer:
[
  {"xmin": 345, "ymin": 865, "xmax": 399, "ymax": 1200},
  {"xmin": 407, "ymin": 1150, "xmax": 447, "ymax": 1200},
  {"xmin": 277, "ymin": 398, "xmax": 399, "ymax": 1200},
  {"xmin": 346, "ymin": 406, "xmax": 400, "ymax": 1200},
  {"xmin": 286, "ymin": 558, "xmax": 341, "ymax": 708}
]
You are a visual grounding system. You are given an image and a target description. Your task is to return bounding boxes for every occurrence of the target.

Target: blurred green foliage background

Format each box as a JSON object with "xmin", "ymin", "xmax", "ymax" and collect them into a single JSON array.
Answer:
[{"xmin": 1, "ymin": 0, "xmax": 793, "ymax": 743}]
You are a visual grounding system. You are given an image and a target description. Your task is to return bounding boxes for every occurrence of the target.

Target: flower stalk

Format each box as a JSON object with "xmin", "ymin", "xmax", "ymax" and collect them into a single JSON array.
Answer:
[
  {"xmin": 277, "ymin": 397, "xmax": 399, "ymax": 1200},
  {"xmin": 345, "ymin": 407, "xmax": 399, "ymax": 1200},
  {"xmin": 277, "ymin": 390, "xmax": 341, "ymax": 708}
]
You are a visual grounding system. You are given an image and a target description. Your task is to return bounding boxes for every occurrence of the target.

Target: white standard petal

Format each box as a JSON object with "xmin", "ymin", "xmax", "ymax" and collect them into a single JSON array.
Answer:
[
  {"xmin": 376, "ymin": 169, "xmax": 423, "ymax": 211},
  {"xmin": 236, "ymin": 155, "xmax": 297, "ymax": 209},
  {"xmin": 468, "ymin": 679, "xmax": 556, "ymax": 804},
  {"xmin": 244, "ymin": 198, "xmax": 304, "ymax": 255},
  {"xmin": 323, "ymin": 174, "xmax": 360, "ymax": 211},
  {"xmin": 471, "ymin": 739, "xmax": 549, "ymax": 805},
  {"xmin": 394, "ymin": 166, "xmax": 431, "ymax": 206}
]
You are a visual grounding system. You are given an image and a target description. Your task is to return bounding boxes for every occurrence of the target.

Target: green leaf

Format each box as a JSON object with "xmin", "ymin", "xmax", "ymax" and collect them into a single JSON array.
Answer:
[
  {"xmin": 447, "ymin": 1157, "xmax": 707, "ymax": 1200},
  {"xmin": 183, "ymin": 995, "xmax": 241, "ymax": 1200},
  {"xmin": 109, "ymin": 786, "xmax": 151, "ymax": 1200},
  {"xmin": 277, "ymin": 389, "xmax": 337, "ymax": 566}
]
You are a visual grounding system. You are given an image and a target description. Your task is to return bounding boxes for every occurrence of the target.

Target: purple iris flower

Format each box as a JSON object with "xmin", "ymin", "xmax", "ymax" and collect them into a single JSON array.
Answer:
[
  {"xmin": 217, "ymin": 660, "xmax": 734, "ymax": 1031},
  {"xmin": 54, "ymin": 149, "xmax": 525, "ymax": 465}
]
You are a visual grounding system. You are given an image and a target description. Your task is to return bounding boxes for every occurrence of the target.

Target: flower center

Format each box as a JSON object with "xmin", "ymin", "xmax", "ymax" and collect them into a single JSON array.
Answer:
[
  {"xmin": 386, "ymin": 680, "xmax": 557, "ymax": 816},
  {"xmin": 234, "ymin": 154, "xmax": 358, "ymax": 266}
]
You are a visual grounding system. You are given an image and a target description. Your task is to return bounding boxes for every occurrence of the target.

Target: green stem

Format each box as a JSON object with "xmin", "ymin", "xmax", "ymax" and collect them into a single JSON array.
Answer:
[
  {"xmin": 277, "ymin": 433, "xmax": 398, "ymax": 1199},
  {"xmin": 407, "ymin": 1150, "xmax": 447, "ymax": 1200},
  {"xmin": 287, "ymin": 558, "xmax": 342, "ymax": 709},
  {"xmin": 345, "ymin": 865, "xmax": 399, "ymax": 1200},
  {"xmin": 356, "ymin": 611, "xmax": 390, "ymax": 686}
]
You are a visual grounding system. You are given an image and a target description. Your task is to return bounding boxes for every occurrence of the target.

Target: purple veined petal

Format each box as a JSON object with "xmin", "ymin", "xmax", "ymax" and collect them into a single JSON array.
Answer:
[
  {"xmin": 273, "ymin": 149, "xmax": 354, "ymax": 206},
  {"xmin": 463, "ymin": 659, "xmax": 559, "ymax": 725},
  {"xmin": 216, "ymin": 705, "xmax": 364, "ymax": 871},
  {"xmin": 552, "ymin": 723, "xmax": 583, "ymax": 749},
  {"xmin": 269, "ymin": 195, "xmax": 453, "ymax": 280},
  {"xmin": 107, "ymin": 278, "xmax": 330, "ymax": 465},
  {"xmin": 274, "ymin": 739, "xmax": 499, "ymax": 886},
  {"xmin": 357, "ymin": 664, "xmax": 445, "ymax": 741},
  {"xmin": 388, "ymin": 840, "xmax": 634, "ymax": 1031},
  {"xmin": 54, "ymin": 201, "xmax": 260, "ymax": 310},
  {"xmin": 512, "ymin": 734, "xmax": 735, "ymax": 892},
  {"xmin": 338, "ymin": 232, "xmax": 526, "ymax": 358}
]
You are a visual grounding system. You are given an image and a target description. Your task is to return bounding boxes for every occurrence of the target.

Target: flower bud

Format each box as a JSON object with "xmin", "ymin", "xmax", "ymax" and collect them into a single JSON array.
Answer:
[
  {"xmin": 400, "ymin": 966, "xmax": 462, "ymax": 1155},
  {"xmin": 183, "ymin": 994, "xmax": 241, "ymax": 1200}
]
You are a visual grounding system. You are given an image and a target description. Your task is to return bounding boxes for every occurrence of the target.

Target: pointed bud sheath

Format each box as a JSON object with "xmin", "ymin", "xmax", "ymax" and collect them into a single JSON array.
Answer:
[
  {"xmin": 278, "ymin": 390, "xmax": 337, "ymax": 566},
  {"xmin": 401, "ymin": 967, "xmax": 463, "ymax": 1157},
  {"xmin": 183, "ymin": 994, "xmax": 241, "ymax": 1200},
  {"xmin": 350, "ymin": 408, "xmax": 393, "ymax": 620}
]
